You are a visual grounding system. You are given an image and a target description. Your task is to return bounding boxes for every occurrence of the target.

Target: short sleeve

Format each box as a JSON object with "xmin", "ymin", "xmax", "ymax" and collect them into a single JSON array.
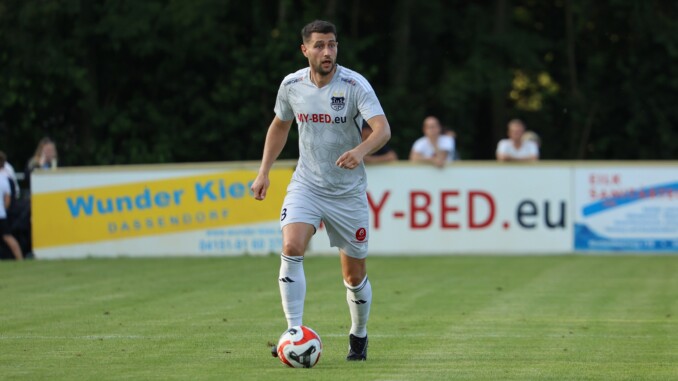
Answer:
[
  {"xmin": 527, "ymin": 141, "xmax": 540, "ymax": 157},
  {"xmin": 440, "ymin": 136, "xmax": 454, "ymax": 152},
  {"xmin": 411, "ymin": 137, "xmax": 427, "ymax": 154},
  {"xmin": 496, "ymin": 140, "xmax": 509, "ymax": 155},
  {"xmin": 355, "ymin": 78, "xmax": 384, "ymax": 122},
  {"xmin": 274, "ymin": 83, "xmax": 295, "ymax": 122},
  {"xmin": 0, "ymin": 176, "xmax": 10, "ymax": 196}
]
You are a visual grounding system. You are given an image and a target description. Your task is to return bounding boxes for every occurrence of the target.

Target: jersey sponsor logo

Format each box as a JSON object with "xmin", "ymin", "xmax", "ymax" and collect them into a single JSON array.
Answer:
[
  {"xmin": 284, "ymin": 77, "xmax": 303, "ymax": 86},
  {"xmin": 330, "ymin": 91, "xmax": 346, "ymax": 111},
  {"xmin": 355, "ymin": 227, "xmax": 367, "ymax": 241},
  {"xmin": 297, "ymin": 113, "xmax": 347, "ymax": 124},
  {"xmin": 341, "ymin": 77, "xmax": 357, "ymax": 86}
]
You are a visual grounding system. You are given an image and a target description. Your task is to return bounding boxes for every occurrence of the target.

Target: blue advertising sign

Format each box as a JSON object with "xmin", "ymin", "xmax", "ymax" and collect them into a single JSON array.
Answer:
[{"xmin": 574, "ymin": 167, "xmax": 678, "ymax": 251}]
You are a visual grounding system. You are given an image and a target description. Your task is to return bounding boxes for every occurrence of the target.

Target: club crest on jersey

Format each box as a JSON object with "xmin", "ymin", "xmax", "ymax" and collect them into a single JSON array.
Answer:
[{"xmin": 330, "ymin": 92, "xmax": 345, "ymax": 111}]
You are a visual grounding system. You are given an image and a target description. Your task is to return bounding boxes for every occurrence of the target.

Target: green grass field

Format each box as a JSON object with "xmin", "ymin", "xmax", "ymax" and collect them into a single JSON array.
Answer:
[{"xmin": 1, "ymin": 255, "xmax": 677, "ymax": 380}]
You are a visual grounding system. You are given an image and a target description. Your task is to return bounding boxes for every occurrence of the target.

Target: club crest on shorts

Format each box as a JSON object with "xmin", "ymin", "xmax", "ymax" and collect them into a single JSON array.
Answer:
[
  {"xmin": 330, "ymin": 92, "xmax": 345, "ymax": 111},
  {"xmin": 355, "ymin": 227, "xmax": 367, "ymax": 242}
]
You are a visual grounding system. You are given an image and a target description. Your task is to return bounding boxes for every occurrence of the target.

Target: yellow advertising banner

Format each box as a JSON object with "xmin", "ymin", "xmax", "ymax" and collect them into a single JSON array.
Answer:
[{"xmin": 32, "ymin": 168, "xmax": 293, "ymax": 249}]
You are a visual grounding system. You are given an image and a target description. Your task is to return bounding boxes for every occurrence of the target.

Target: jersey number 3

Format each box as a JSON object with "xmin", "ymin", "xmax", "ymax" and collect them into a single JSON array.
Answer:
[{"xmin": 281, "ymin": 208, "xmax": 288, "ymax": 221}]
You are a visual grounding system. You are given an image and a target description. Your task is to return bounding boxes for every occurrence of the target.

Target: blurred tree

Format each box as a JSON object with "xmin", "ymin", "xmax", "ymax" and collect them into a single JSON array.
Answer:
[{"xmin": 0, "ymin": 0, "xmax": 676, "ymax": 166}]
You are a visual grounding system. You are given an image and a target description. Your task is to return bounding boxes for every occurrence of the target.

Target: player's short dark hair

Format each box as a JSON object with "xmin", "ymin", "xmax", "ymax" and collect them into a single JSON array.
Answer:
[
  {"xmin": 0, "ymin": 151, "xmax": 5, "ymax": 168},
  {"xmin": 301, "ymin": 20, "xmax": 337, "ymax": 42}
]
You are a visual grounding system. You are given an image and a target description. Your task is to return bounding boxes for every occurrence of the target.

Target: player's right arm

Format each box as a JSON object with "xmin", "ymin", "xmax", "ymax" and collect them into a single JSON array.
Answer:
[{"xmin": 251, "ymin": 116, "xmax": 294, "ymax": 201}]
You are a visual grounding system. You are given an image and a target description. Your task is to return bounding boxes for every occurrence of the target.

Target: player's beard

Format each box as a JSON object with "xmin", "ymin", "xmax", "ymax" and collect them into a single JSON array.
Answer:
[{"xmin": 315, "ymin": 59, "xmax": 336, "ymax": 76}]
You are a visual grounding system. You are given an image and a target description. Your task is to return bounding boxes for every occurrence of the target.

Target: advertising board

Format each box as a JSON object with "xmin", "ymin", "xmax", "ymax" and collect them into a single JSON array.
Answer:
[
  {"xmin": 310, "ymin": 165, "xmax": 573, "ymax": 254},
  {"xmin": 31, "ymin": 164, "xmax": 293, "ymax": 258},
  {"xmin": 31, "ymin": 162, "xmax": 677, "ymax": 258},
  {"xmin": 574, "ymin": 166, "xmax": 678, "ymax": 251}
]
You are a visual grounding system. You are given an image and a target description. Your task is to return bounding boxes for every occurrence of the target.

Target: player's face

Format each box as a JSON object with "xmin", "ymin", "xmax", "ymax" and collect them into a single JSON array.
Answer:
[{"xmin": 302, "ymin": 33, "xmax": 338, "ymax": 76}]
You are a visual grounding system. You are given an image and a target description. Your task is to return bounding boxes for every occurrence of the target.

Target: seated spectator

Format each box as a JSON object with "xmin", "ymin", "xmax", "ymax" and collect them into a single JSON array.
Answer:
[
  {"xmin": 26, "ymin": 137, "xmax": 58, "ymax": 172},
  {"xmin": 362, "ymin": 123, "xmax": 398, "ymax": 164},
  {"xmin": 496, "ymin": 119, "xmax": 539, "ymax": 162},
  {"xmin": 522, "ymin": 130, "xmax": 541, "ymax": 149},
  {"xmin": 25, "ymin": 137, "xmax": 58, "ymax": 192},
  {"xmin": 409, "ymin": 116, "xmax": 454, "ymax": 168},
  {"xmin": 0, "ymin": 151, "xmax": 23, "ymax": 260},
  {"xmin": 443, "ymin": 127, "xmax": 461, "ymax": 160}
]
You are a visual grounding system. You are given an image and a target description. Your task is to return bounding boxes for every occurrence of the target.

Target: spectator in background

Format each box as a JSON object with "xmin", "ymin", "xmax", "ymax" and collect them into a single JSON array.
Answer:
[
  {"xmin": 496, "ymin": 119, "xmax": 539, "ymax": 162},
  {"xmin": 442, "ymin": 127, "xmax": 461, "ymax": 160},
  {"xmin": 522, "ymin": 130, "xmax": 541, "ymax": 149},
  {"xmin": 362, "ymin": 123, "xmax": 398, "ymax": 164},
  {"xmin": 0, "ymin": 151, "xmax": 23, "ymax": 260},
  {"xmin": 0, "ymin": 152, "xmax": 20, "ymax": 199},
  {"xmin": 26, "ymin": 137, "xmax": 58, "ymax": 172},
  {"xmin": 25, "ymin": 137, "xmax": 58, "ymax": 192},
  {"xmin": 409, "ymin": 116, "xmax": 454, "ymax": 168}
]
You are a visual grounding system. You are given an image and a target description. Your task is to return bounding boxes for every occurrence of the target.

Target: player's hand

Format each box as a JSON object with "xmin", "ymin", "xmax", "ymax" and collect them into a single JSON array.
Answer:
[
  {"xmin": 336, "ymin": 150, "xmax": 363, "ymax": 170},
  {"xmin": 250, "ymin": 173, "xmax": 270, "ymax": 201}
]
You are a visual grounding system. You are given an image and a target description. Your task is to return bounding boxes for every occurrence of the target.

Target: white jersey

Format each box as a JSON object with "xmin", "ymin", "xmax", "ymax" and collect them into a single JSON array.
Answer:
[
  {"xmin": 275, "ymin": 65, "xmax": 385, "ymax": 197},
  {"xmin": 496, "ymin": 139, "xmax": 539, "ymax": 159},
  {"xmin": 411, "ymin": 135, "xmax": 455, "ymax": 162}
]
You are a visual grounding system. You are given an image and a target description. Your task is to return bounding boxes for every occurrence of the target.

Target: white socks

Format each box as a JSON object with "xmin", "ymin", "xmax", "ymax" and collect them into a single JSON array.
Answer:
[
  {"xmin": 345, "ymin": 276, "xmax": 372, "ymax": 338},
  {"xmin": 279, "ymin": 253, "xmax": 372, "ymax": 337},
  {"xmin": 279, "ymin": 253, "xmax": 306, "ymax": 328}
]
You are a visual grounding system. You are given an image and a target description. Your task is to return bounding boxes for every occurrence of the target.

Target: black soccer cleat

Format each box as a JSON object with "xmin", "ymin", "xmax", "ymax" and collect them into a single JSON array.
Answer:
[
  {"xmin": 346, "ymin": 334, "xmax": 368, "ymax": 361},
  {"xmin": 271, "ymin": 344, "xmax": 278, "ymax": 358}
]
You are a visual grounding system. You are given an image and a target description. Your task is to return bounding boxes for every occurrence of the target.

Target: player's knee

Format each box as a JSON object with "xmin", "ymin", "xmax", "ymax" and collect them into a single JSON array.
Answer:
[
  {"xmin": 343, "ymin": 273, "xmax": 366, "ymax": 287},
  {"xmin": 282, "ymin": 240, "xmax": 306, "ymax": 257}
]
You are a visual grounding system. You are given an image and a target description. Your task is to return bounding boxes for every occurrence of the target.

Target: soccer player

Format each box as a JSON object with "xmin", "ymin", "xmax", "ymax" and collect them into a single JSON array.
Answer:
[{"xmin": 250, "ymin": 20, "xmax": 391, "ymax": 361}]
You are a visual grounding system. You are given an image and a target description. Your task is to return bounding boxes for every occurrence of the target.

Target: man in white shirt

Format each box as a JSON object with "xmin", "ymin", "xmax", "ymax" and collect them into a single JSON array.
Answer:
[
  {"xmin": 409, "ymin": 116, "xmax": 455, "ymax": 168},
  {"xmin": 496, "ymin": 119, "xmax": 539, "ymax": 162},
  {"xmin": 250, "ymin": 20, "xmax": 390, "ymax": 361}
]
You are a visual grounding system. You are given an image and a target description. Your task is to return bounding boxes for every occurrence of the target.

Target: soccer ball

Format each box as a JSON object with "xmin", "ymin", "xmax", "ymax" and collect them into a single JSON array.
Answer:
[{"xmin": 276, "ymin": 326, "xmax": 322, "ymax": 368}]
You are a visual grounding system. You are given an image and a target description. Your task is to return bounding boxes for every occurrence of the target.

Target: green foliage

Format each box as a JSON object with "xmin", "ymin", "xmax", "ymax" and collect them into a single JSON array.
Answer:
[{"xmin": 1, "ymin": 0, "xmax": 677, "ymax": 165}]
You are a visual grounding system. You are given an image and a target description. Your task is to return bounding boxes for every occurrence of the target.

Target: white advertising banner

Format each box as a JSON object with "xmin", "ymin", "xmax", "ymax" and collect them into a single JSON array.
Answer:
[
  {"xmin": 574, "ymin": 166, "xmax": 678, "ymax": 251},
  {"xmin": 31, "ymin": 161, "xmax": 677, "ymax": 258},
  {"xmin": 310, "ymin": 165, "xmax": 573, "ymax": 255}
]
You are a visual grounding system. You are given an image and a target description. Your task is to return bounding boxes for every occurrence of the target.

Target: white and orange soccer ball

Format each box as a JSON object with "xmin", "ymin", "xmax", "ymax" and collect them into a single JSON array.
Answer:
[{"xmin": 276, "ymin": 326, "xmax": 322, "ymax": 368}]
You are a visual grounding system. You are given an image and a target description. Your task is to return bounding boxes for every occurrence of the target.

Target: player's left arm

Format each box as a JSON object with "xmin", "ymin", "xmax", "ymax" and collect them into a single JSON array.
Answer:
[{"xmin": 336, "ymin": 115, "xmax": 391, "ymax": 170}]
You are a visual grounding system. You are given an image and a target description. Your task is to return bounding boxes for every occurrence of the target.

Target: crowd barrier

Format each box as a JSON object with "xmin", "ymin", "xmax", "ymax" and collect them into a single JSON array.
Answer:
[{"xmin": 31, "ymin": 161, "xmax": 678, "ymax": 258}]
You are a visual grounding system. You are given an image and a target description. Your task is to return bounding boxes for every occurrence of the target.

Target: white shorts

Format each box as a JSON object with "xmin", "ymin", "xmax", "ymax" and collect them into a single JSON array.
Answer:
[{"xmin": 280, "ymin": 184, "xmax": 369, "ymax": 259}]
